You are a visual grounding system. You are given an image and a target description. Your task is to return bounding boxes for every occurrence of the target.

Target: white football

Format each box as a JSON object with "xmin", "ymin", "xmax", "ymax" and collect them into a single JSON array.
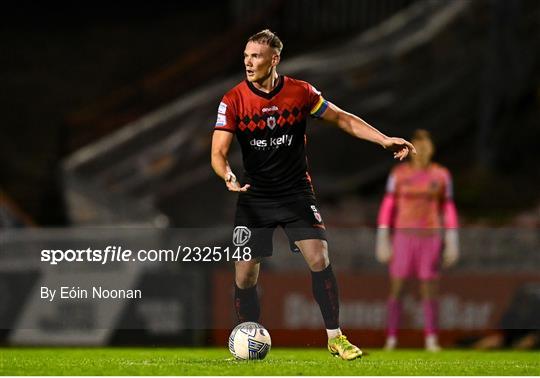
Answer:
[{"xmin": 228, "ymin": 322, "xmax": 271, "ymax": 360}]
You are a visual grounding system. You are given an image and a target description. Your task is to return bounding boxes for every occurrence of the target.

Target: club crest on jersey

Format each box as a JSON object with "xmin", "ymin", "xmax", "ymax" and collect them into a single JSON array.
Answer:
[
  {"xmin": 310, "ymin": 205, "xmax": 322, "ymax": 223},
  {"xmin": 233, "ymin": 226, "xmax": 251, "ymax": 246},
  {"xmin": 266, "ymin": 116, "xmax": 276, "ymax": 130}
]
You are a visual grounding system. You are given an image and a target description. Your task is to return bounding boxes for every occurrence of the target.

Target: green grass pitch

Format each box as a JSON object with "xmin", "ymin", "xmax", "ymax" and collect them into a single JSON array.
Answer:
[{"xmin": 1, "ymin": 347, "xmax": 539, "ymax": 375}]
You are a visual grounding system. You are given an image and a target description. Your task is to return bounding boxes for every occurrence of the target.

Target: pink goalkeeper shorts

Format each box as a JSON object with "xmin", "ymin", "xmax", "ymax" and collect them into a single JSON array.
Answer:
[{"xmin": 390, "ymin": 231, "xmax": 442, "ymax": 280}]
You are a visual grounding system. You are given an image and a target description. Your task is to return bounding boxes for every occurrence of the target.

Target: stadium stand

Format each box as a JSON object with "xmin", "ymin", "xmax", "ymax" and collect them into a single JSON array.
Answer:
[{"xmin": 62, "ymin": 0, "xmax": 478, "ymax": 227}]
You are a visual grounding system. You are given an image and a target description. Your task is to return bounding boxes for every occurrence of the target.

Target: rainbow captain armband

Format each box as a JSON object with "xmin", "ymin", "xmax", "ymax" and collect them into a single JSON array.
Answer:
[{"xmin": 310, "ymin": 97, "xmax": 329, "ymax": 118}]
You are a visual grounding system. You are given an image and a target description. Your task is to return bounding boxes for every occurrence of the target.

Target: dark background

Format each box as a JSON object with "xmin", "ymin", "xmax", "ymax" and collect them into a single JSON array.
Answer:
[
  {"xmin": 1, "ymin": 0, "xmax": 539, "ymax": 350},
  {"xmin": 1, "ymin": 0, "xmax": 539, "ymax": 227}
]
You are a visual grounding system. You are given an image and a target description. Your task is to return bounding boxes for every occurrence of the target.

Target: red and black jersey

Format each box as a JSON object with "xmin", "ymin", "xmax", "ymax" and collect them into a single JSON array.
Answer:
[{"xmin": 214, "ymin": 75, "xmax": 329, "ymax": 197}]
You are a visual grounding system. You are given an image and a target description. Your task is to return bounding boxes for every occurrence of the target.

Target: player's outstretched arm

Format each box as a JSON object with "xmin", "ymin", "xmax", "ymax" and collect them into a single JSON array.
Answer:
[
  {"xmin": 211, "ymin": 130, "xmax": 250, "ymax": 192},
  {"xmin": 320, "ymin": 102, "xmax": 416, "ymax": 160}
]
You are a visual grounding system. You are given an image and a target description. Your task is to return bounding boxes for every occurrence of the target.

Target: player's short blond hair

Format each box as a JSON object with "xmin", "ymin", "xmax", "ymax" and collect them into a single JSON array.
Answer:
[
  {"xmin": 411, "ymin": 129, "xmax": 433, "ymax": 142},
  {"xmin": 247, "ymin": 29, "xmax": 283, "ymax": 54}
]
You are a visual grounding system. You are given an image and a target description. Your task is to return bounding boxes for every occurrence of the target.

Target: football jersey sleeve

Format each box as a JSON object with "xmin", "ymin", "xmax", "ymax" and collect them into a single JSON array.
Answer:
[
  {"xmin": 214, "ymin": 96, "xmax": 237, "ymax": 133},
  {"xmin": 441, "ymin": 169, "xmax": 459, "ymax": 228},
  {"xmin": 442, "ymin": 169, "xmax": 454, "ymax": 200},
  {"xmin": 385, "ymin": 172, "xmax": 397, "ymax": 194},
  {"xmin": 377, "ymin": 172, "xmax": 397, "ymax": 227},
  {"xmin": 307, "ymin": 83, "xmax": 329, "ymax": 119}
]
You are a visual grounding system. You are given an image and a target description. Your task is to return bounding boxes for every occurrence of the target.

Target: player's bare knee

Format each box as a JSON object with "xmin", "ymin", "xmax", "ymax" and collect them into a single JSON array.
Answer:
[
  {"xmin": 389, "ymin": 291, "xmax": 404, "ymax": 300},
  {"xmin": 390, "ymin": 279, "xmax": 405, "ymax": 299},
  {"xmin": 307, "ymin": 252, "xmax": 329, "ymax": 272},
  {"xmin": 420, "ymin": 280, "xmax": 438, "ymax": 299},
  {"xmin": 235, "ymin": 272, "xmax": 258, "ymax": 288},
  {"xmin": 389, "ymin": 288, "xmax": 403, "ymax": 300},
  {"xmin": 236, "ymin": 276, "xmax": 258, "ymax": 289},
  {"xmin": 297, "ymin": 239, "xmax": 329, "ymax": 271},
  {"xmin": 234, "ymin": 260, "xmax": 260, "ymax": 288}
]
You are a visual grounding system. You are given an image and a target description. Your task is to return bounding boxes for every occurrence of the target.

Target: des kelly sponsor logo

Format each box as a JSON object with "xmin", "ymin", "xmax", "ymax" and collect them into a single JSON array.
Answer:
[{"xmin": 249, "ymin": 135, "xmax": 293, "ymax": 149}]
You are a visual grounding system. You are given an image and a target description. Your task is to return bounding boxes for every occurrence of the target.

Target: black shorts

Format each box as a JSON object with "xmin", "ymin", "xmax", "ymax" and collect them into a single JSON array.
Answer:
[{"xmin": 233, "ymin": 192, "xmax": 327, "ymax": 258}]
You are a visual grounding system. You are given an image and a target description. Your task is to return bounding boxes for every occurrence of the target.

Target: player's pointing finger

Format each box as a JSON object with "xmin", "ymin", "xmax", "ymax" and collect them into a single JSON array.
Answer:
[{"xmin": 406, "ymin": 140, "xmax": 417, "ymax": 155}]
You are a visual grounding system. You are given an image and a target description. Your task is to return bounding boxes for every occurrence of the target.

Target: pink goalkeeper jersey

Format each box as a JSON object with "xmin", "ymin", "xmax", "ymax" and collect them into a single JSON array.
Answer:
[{"xmin": 380, "ymin": 163, "xmax": 457, "ymax": 229}]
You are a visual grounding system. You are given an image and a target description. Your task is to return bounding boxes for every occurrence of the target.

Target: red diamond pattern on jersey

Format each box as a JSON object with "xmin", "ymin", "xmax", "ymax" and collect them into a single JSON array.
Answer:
[
  {"xmin": 214, "ymin": 76, "xmax": 325, "ymax": 197},
  {"xmin": 235, "ymin": 106, "xmax": 307, "ymax": 132}
]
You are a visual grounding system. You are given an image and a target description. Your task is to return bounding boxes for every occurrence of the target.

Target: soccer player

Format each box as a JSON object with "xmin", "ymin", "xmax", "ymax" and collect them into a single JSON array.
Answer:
[
  {"xmin": 375, "ymin": 129, "xmax": 459, "ymax": 352},
  {"xmin": 211, "ymin": 29, "xmax": 416, "ymax": 360}
]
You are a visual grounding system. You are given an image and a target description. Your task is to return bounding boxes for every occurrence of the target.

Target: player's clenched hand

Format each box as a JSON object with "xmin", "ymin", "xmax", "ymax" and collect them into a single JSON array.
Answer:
[
  {"xmin": 225, "ymin": 172, "xmax": 250, "ymax": 192},
  {"xmin": 375, "ymin": 227, "xmax": 392, "ymax": 264},
  {"xmin": 382, "ymin": 137, "xmax": 417, "ymax": 161},
  {"xmin": 442, "ymin": 229, "xmax": 459, "ymax": 268}
]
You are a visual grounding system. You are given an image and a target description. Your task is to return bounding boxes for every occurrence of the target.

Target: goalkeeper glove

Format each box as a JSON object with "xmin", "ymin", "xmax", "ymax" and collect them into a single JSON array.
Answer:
[
  {"xmin": 375, "ymin": 227, "xmax": 392, "ymax": 264},
  {"xmin": 442, "ymin": 228, "xmax": 459, "ymax": 268}
]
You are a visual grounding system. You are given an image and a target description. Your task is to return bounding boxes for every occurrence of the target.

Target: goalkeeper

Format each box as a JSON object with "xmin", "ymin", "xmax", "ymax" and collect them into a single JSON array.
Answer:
[{"xmin": 376, "ymin": 129, "xmax": 459, "ymax": 352}]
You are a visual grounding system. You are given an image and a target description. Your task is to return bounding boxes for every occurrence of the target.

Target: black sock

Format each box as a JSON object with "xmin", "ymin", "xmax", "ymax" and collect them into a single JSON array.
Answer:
[
  {"xmin": 234, "ymin": 284, "xmax": 260, "ymax": 323},
  {"xmin": 311, "ymin": 264, "xmax": 340, "ymax": 330}
]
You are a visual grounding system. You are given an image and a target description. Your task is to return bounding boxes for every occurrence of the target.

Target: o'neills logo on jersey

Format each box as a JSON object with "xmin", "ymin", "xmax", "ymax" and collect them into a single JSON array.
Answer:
[
  {"xmin": 249, "ymin": 134, "xmax": 293, "ymax": 149},
  {"xmin": 261, "ymin": 105, "xmax": 279, "ymax": 113}
]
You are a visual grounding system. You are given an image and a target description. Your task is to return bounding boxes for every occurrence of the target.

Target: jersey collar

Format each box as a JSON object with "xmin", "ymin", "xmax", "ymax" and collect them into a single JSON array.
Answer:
[{"xmin": 246, "ymin": 75, "xmax": 284, "ymax": 100}]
